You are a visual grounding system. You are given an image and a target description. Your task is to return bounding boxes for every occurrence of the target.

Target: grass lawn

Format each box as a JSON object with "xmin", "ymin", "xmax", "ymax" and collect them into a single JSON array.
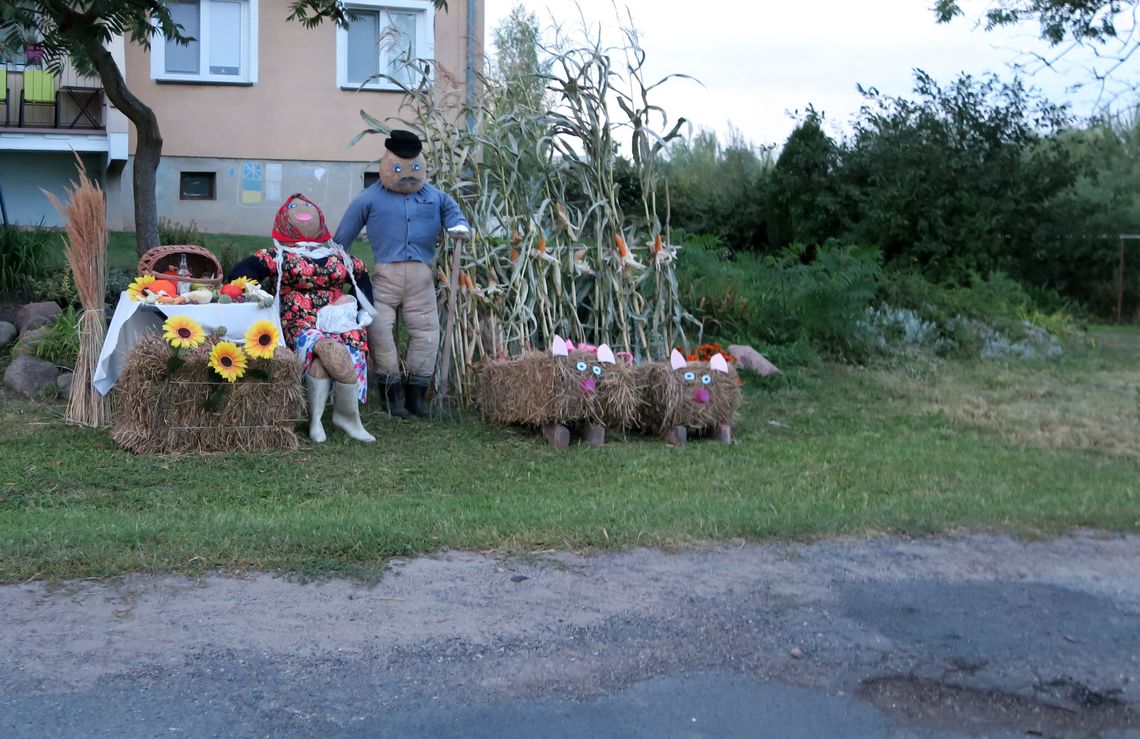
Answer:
[{"xmin": 1, "ymin": 327, "xmax": 1137, "ymax": 584}]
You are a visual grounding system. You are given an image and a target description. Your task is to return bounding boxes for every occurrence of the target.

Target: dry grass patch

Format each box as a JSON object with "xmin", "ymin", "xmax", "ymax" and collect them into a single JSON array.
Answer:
[{"xmin": 885, "ymin": 333, "xmax": 1140, "ymax": 456}]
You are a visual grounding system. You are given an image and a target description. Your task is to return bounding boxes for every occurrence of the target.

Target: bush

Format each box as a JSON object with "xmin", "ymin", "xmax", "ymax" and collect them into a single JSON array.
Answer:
[
  {"xmin": 0, "ymin": 226, "xmax": 55, "ymax": 294},
  {"xmin": 158, "ymin": 219, "xmax": 204, "ymax": 247},
  {"xmin": 31, "ymin": 306, "xmax": 80, "ymax": 370},
  {"xmin": 29, "ymin": 268, "xmax": 79, "ymax": 308},
  {"xmin": 675, "ymin": 235, "xmax": 883, "ymax": 361}
]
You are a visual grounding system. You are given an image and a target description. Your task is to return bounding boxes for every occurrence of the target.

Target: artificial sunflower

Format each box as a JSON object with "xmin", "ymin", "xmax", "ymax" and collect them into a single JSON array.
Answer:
[
  {"xmin": 243, "ymin": 319, "xmax": 280, "ymax": 360},
  {"xmin": 229, "ymin": 276, "xmax": 260, "ymax": 291},
  {"xmin": 208, "ymin": 342, "xmax": 248, "ymax": 382},
  {"xmin": 162, "ymin": 315, "xmax": 206, "ymax": 349},
  {"xmin": 126, "ymin": 275, "xmax": 156, "ymax": 301}
]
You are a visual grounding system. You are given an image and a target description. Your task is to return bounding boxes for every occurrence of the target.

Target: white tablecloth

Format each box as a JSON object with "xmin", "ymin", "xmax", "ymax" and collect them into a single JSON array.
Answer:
[{"xmin": 93, "ymin": 293, "xmax": 283, "ymax": 395}]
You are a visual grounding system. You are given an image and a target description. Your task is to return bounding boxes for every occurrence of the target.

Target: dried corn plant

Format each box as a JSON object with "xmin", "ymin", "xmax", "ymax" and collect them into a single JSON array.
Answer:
[
  {"xmin": 43, "ymin": 156, "xmax": 110, "ymax": 427},
  {"xmin": 354, "ymin": 16, "xmax": 699, "ymax": 402}
]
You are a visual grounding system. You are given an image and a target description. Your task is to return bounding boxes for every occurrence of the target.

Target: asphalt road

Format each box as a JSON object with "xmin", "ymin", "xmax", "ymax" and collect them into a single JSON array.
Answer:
[{"xmin": 2, "ymin": 533, "xmax": 1138, "ymax": 738}]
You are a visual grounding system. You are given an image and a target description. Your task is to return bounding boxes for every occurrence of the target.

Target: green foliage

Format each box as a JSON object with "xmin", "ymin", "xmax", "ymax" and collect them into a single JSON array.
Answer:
[
  {"xmin": 842, "ymin": 71, "xmax": 1075, "ymax": 282},
  {"xmin": 766, "ymin": 110, "xmax": 845, "ymax": 250},
  {"xmin": 30, "ymin": 305, "xmax": 80, "ymax": 370},
  {"xmin": 28, "ymin": 268, "xmax": 79, "ymax": 307},
  {"xmin": 663, "ymin": 129, "xmax": 773, "ymax": 251},
  {"xmin": 675, "ymin": 235, "xmax": 882, "ymax": 359},
  {"xmin": 0, "ymin": 226, "xmax": 54, "ymax": 293},
  {"xmin": 157, "ymin": 219, "xmax": 205, "ymax": 247}
]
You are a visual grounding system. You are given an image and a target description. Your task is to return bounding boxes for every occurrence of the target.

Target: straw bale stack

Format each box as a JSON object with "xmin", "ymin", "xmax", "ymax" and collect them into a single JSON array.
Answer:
[{"xmin": 112, "ymin": 335, "xmax": 305, "ymax": 454}]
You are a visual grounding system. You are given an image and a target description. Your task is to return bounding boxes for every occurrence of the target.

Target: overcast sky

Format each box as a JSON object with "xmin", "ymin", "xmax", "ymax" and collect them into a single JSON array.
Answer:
[{"xmin": 481, "ymin": 0, "xmax": 1130, "ymax": 149}]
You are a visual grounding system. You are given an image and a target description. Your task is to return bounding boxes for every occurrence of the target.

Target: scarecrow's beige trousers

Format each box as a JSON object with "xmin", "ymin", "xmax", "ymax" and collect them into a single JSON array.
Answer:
[{"xmin": 368, "ymin": 260, "xmax": 439, "ymax": 379}]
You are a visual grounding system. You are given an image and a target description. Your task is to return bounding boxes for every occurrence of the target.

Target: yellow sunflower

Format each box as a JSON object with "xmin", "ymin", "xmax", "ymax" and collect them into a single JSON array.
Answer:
[
  {"xmin": 243, "ymin": 319, "xmax": 280, "ymax": 360},
  {"xmin": 208, "ymin": 342, "xmax": 248, "ymax": 382},
  {"xmin": 162, "ymin": 315, "xmax": 206, "ymax": 349},
  {"xmin": 126, "ymin": 275, "xmax": 156, "ymax": 301},
  {"xmin": 229, "ymin": 276, "xmax": 260, "ymax": 291}
]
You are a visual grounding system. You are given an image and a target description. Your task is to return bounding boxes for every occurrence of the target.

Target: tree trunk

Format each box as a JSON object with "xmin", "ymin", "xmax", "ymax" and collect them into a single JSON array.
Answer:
[{"xmin": 81, "ymin": 39, "xmax": 163, "ymax": 257}]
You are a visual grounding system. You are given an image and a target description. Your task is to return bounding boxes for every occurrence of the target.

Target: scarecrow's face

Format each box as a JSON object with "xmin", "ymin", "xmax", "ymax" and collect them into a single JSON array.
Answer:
[
  {"xmin": 285, "ymin": 198, "xmax": 323, "ymax": 240},
  {"xmin": 379, "ymin": 150, "xmax": 427, "ymax": 194}
]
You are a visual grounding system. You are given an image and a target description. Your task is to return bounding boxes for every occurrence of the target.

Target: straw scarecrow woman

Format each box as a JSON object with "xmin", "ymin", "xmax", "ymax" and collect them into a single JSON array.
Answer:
[
  {"xmin": 333, "ymin": 129, "xmax": 471, "ymax": 420},
  {"xmin": 229, "ymin": 194, "xmax": 377, "ymax": 443}
]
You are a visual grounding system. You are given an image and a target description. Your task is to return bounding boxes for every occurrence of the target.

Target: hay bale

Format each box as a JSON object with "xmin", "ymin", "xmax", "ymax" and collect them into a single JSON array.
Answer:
[
  {"xmin": 636, "ymin": 358, "xmax": 742, "ymax": 436},
  {"xmin": 111, "ymin": 334, "xmax": 305, "ymax": 454},
  {"xmin": 598, "ymin": 361, "xmax": 646, "ymax": 432},
  {"xmin": 476, "ymin": 349, "xmax": 639, "ymax": 430}
]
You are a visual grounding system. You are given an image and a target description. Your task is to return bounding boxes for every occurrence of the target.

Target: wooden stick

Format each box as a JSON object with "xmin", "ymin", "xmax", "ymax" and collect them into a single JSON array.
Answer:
[{"xmin": 436, "ymin": 235, "xmax": 464, "ymax": 403}]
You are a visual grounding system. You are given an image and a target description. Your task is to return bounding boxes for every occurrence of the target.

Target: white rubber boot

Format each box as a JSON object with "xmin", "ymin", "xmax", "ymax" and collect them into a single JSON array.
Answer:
[
  {"xmin": 306, "ymin": 376, "xmax": 331, "ymax": 443},
  {"xmin": 331, "ymin": 382, "xmax": 375, "ymax": 443}
]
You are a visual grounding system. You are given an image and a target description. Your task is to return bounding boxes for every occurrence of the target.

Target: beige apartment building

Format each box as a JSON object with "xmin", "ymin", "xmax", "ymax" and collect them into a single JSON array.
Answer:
[{"xmin": 0, "ymin": 0, "xmax": 482, "ymax": 235}]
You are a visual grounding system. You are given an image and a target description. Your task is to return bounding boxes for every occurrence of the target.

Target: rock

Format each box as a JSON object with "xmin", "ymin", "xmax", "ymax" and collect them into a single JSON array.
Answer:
[
  {"xmin": 0, "ymin": 321, "xmax": 16, "ymax": 350},
  {"xmin": 728, "ymin": 344, "xmax": 781, "ymax": 376},
  {"xmin": 14, "ymin": 301, "xmax": 61, "ymax": 333},
  {"xmin": 790, "ymin": 647, "xmax": 804, "ymax": 659},
  {"xmin": 14, "ymin": 326, "xmax": 49, "ymax": 356},
  {"xmin": 4, "ymin": 355, "xmax": 61, "ymax": 399},
  {"xmin": 57, "ymin": 371, "xmax": 74, "ymax": 401}
]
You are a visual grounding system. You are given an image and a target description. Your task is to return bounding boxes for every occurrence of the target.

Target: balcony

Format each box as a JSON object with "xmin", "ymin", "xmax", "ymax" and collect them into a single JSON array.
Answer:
[{"xmin": 1, "ymin": 61, "xmax": 105, "ymax": 130}]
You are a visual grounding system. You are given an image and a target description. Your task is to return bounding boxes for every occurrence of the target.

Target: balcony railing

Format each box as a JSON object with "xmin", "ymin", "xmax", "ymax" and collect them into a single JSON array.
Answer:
[{"xmin": 1, "ymin": 60, "xmax": 105, "ymax": 130}]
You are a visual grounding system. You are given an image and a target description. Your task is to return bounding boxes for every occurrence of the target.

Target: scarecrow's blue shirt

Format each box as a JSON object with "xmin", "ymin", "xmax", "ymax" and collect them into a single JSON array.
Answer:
[{"xmin": 332, "ymin": 183, "xmax": 469, "ymax": 265}]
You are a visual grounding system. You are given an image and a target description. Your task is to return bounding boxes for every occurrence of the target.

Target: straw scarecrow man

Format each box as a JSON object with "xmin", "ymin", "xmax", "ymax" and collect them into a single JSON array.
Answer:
[
  {"xmin": 229, "ymin": 194, "xmax": 377, "ymax": 443},
  {"xmin": 333, "ymin": 129, "xmax": 471, "ymax": 419}
]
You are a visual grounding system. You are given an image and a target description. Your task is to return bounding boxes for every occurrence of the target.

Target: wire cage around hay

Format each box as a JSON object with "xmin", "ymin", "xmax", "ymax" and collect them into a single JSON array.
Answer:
[
  {"xmin": 137, "ymin": 245, "xmax": 224, "ymax": 287},
  {"xmin": 111, "ymin": 335, "xmax": 305, "ymax": 454}
]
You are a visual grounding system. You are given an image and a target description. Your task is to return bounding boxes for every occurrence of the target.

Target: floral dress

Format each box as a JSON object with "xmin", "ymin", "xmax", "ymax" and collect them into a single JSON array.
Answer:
[{"xmin": 232, "ymin": 247, "xmax": 373, "ymax": 401}]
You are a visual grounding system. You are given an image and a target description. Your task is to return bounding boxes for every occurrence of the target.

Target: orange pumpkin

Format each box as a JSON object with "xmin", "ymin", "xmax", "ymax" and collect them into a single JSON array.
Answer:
[{"xmin": 147, "ymin": 279, "xmax": 178, "ymax": 297}]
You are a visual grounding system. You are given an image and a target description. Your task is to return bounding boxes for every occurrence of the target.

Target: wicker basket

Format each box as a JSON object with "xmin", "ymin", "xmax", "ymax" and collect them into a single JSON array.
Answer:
[{"xmin": 137, "ymin": 245, "xmax": 223, "ymax": 286}]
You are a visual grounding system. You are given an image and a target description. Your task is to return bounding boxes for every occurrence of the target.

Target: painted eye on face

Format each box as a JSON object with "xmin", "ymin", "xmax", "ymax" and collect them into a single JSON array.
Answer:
[
  {"xmin": 287, "ymin": 202, "xmax": 298, "ymax": 209},
  {"xmin": 412, "ymin": 162, "xmax": 422, "ymax": 171},
  {"xmin": 683, "ymin": 371, "xmax": 696, "ymax": 382},
  {"xmin": 392, "ymin": 163, "xmax": 403, "ymax": 173},
  {"xmin": 575, "ymin": 361, "xmax": 588, "ymax": 372},
  {"xmin": 701, "ymin": 374, "xmax": 712, "ymax": 385},
  {"xmin": 591, "ymin": 365, "xmax": 602, "ymax": 376}
]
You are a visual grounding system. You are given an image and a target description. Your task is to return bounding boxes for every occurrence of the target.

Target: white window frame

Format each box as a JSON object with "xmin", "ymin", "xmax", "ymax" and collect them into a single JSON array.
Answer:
[
  {"xmin": 336, "ymin": 0, "xmax": 435, "ymax": 91},
  {"xmin": 150, "ymin": 0, "xmax": 259, "ymax": 84}
]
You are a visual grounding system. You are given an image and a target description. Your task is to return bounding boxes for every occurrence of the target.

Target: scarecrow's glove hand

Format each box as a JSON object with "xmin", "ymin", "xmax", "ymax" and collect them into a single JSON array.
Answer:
[{"xmin": 357, "ymin": 310, "xmax": 373, "ymax": 328}]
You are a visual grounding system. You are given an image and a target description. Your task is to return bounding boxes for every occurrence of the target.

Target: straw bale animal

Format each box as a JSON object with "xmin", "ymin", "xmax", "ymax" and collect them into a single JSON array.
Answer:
[
  {"xmin": 475, "ymin": 336, "xmax": 636, "ymax": 447},
  {"xmin": 636, "ymin": 349, "xmax": 741, "ymax": 446}
]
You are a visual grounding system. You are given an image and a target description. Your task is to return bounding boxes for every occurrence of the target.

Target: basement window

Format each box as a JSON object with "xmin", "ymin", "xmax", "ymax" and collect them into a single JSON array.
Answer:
[{"xmin": 180, "ymin": 171, "xmax": 217, "ymax": 200}]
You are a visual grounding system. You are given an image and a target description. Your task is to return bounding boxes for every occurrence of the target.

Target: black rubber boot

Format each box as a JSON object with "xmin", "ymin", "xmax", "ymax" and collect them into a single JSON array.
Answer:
[
  {"xmin": 378, "ymin": 374, "xmax": 410, "ymax": 419},
  {"xmin": 403, "ymin": 376, "xmax": 433, "ymax": 420}
]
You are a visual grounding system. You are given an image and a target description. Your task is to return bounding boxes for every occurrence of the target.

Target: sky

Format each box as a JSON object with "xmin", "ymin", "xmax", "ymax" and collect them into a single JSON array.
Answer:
[{"xmin": 481, "ymin": 0, "xmax": 1135, "ymax": 149}]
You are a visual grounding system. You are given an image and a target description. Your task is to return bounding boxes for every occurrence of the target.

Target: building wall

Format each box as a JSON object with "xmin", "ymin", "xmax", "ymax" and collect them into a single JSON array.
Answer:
[
  {"xmin": 122, "ymin": 0, "xmax": 479, "ymax": 162},
  {"xmin": 105, "ymin": 0, "xmax": 482, "ymax": 234},
  {"xmin": 0, "ymin": 151, "xmax": 105, "ymax": 228},
  {"xmin": 117, "ymin": 155, "xmax": 375, "ymax": 236}
]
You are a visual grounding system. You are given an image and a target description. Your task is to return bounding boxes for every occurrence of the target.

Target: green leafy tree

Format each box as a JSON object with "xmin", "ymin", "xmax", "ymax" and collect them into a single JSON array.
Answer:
[
  {"xmin": 935, "ymin": 1, "xmax": 1140, "ymax": 101},
  {"xmin": 0, "ymin": 1, "xmax": 445, "ymax": 255},
  {"xmin": 663, "ymin": 128, "xmax": 772, "ymax": 250},
  {"xmin": 766, "ymin": 110, "xmax": 845, "ymax": 250},
  {"xmin": 840, "ymin": 70, "xmax": 1076, "ymax": 282}
]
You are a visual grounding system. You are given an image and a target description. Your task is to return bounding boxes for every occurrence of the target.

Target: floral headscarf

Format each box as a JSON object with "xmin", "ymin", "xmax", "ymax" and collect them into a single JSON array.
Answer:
[{"xmin": 271, "ymin": 193, "xmax": 331, "ymax": 244}]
